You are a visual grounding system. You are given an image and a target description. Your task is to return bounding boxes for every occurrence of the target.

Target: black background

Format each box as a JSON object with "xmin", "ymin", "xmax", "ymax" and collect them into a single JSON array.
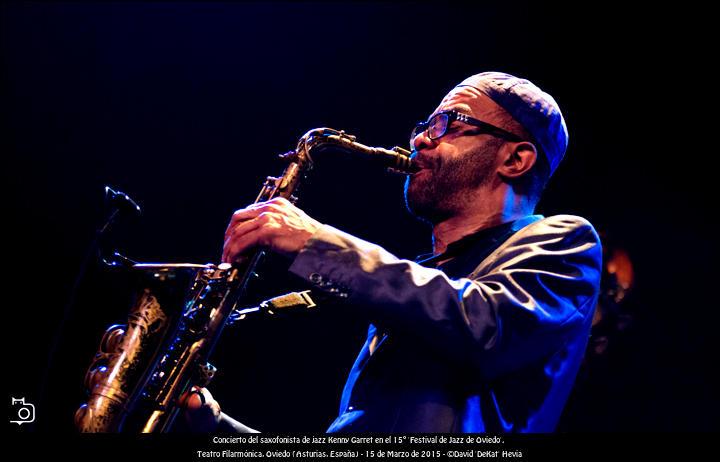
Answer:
[{"xmin": 2, "ymin": 1, "xmax": 717, "ymax": 436}]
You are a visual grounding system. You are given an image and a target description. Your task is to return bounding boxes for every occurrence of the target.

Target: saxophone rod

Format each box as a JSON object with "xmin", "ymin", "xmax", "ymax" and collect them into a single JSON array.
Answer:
[
  {"xmin": 280, "ymin": 130, "xmax": 419, "ymax": 174},
  {"xmin": 322, "ymin": 133, "xmax": 418, "ymax": 173}
]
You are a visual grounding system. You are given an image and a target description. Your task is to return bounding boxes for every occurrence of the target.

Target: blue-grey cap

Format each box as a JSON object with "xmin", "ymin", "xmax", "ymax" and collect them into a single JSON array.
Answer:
[{"xmin": 456, "ymin": 71, "xmax": 568, "ymax": 176}]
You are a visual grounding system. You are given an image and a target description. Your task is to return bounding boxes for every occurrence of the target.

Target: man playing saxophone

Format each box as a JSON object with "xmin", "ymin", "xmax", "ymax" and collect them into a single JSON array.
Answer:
[{"xmin": 188, "ymin": 71, "xmax": 602, "ymax": 432}]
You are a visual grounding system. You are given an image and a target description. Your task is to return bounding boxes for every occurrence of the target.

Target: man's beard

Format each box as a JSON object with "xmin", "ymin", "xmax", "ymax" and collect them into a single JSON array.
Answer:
[{"xmin": 404, "ymin": 141, "xmax": 499, "ymax": 224}]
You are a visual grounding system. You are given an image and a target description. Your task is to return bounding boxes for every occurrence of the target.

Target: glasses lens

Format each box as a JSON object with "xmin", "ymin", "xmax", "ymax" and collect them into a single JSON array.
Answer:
[
  {"xmin": 427, "ymin": 113, "xmax": 449, "ymax": 140},
  {"xmin": 410, "ymin": 122, "xmax": 426, "ymax": 149}
]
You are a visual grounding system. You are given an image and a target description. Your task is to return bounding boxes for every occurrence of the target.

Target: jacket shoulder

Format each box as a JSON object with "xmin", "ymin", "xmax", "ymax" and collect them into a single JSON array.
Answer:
[
  {"xmin": 471, "ymin": 214, "xmax": 602, "ymax": 277},
  {"xmin": 530, "ymin": 214, "xmax": 597, "ymax": 232},
  {"xmin": 516, "ymin": 214, "xmax": 600, "ymax": 245}
]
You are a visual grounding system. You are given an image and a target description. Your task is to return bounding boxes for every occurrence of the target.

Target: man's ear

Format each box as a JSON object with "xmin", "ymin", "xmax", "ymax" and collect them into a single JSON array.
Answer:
[{"xmin": 497, "ymin": 141, "xmax": 538, "ymax": 180}]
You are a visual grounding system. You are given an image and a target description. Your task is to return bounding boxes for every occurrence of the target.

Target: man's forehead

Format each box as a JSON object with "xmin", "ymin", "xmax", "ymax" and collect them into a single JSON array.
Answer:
[{"xmin": 432, "ymin": 86, "xmax": 504, "ymax": 119}]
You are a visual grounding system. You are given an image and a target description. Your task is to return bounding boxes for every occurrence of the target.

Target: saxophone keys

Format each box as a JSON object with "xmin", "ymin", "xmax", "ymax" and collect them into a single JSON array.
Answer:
[
  {"xmin": 100, "ymin": 324, "xmax": 126, "ymax": 353},
  {"xmin": 197, "ymin": 362, "xmax": 217, "ymax": 387}
]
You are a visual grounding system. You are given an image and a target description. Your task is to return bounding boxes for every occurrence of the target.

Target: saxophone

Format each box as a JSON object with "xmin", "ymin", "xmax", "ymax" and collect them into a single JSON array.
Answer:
[{"xmin": 74, "ymin": 128, "xmax": 415, "ymax": 432}]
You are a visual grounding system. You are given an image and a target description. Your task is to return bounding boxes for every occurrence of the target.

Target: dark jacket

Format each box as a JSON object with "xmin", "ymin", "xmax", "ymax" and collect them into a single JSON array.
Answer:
[{"xmin": 289, "ymin": 215, "xmax": 602, "ymax": 432}]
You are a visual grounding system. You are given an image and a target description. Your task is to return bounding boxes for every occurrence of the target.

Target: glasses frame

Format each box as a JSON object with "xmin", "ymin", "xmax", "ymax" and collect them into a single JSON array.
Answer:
[{"xmin": 410, "ymin": 110, "xmax": 523, "ymax": 149}]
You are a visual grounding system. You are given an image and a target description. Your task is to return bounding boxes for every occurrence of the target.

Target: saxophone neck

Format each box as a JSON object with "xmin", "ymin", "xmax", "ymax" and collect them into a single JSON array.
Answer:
[{"xmin": 285, "ymin": 127, "xmax": 417, "ymax": 174}]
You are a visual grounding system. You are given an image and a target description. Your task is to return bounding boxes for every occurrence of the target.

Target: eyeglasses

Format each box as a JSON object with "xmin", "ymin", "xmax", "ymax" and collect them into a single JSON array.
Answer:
[{"xmin": 410, "ymin": 110, "xmax": 523, "ymax": 150}]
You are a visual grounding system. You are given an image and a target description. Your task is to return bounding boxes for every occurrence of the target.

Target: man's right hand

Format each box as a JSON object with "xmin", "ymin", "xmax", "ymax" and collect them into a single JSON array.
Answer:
[
  {"xmin": 179, "ymin": 386, "xmax": 260, "ymax": 433},
  {"xmin": 179, "ymin": 386, "xmax": 222, "ymax": 432}
]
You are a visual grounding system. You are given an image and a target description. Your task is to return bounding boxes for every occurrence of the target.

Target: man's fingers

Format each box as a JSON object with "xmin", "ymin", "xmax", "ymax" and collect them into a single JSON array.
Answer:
[
  {"xmin": 225, "ymin": 199, "xmax": 289, "ymax": 239},
  {"xmin": 186, "ymin": 390, "xmax": 205, "ymax": 411},
  {"xmin": 222, "ymin": 226, "xmax": 270, "ymax": 263},
  {"xmin": 222, "ymin": 197, "xmax": 314, "ymax": 262},
  {"xmin": 222, "ymin": 215, "xmax": 266, "ymax": 261},
  {"xmin": 225, "ymin": 207, "xmax": 261, "ymax": 239},
  {"xmin": 181, "ymin": 386, "xmax": 221, "ymax": 432},
  {"xmin": 180, "ymin": 386, "xmax": 209, "ymax": 411}
]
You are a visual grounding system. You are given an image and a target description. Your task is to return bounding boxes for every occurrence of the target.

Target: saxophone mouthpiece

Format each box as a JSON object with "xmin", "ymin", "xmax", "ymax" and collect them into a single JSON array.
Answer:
[{"xmin": 384, "ymin": 146, "xmax": 419, "ymax": 174}]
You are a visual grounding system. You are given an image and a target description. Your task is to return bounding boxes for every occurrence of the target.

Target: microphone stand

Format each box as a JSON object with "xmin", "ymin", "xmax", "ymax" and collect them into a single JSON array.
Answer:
[{"xmin": 37, "ymin": 186, "xmax": 141, "ymax": 428}]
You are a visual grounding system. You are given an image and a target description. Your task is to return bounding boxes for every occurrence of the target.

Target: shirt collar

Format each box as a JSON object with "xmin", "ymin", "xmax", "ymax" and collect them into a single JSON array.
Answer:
[{"xmin": 415, "ymin": 215, "xmax": 543, "ymax": 267}]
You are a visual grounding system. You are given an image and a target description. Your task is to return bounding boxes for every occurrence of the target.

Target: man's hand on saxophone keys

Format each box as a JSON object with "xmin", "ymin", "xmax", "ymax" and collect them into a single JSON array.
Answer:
[{"xmin": 222, "ymin": 197, "xmax": 323, "ymax": 263}]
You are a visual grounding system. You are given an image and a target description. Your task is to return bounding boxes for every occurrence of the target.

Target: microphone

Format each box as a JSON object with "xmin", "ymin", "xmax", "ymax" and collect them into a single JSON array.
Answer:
[{"xmin": 104, "ymin": 186, "xmax": 141, "ymax": 216}]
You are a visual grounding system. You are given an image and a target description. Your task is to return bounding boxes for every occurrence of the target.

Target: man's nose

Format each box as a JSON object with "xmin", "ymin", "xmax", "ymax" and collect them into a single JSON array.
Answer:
[{"xmin": 411, "ymin": 129, "xmax": 436, "ymax": 151}]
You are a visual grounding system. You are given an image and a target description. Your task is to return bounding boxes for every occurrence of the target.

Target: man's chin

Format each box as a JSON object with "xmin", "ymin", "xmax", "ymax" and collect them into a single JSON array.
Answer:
[
  {"xmin": 405, "ymin": 194, "xmax": 444, "ymax": 225},
  {"xmin": 404, "ymin": 176, "xmax": 449, "ymax": 224},
  {"xmin": 405, "ymin": 173, "xmax": 429, "ymax": 196}
]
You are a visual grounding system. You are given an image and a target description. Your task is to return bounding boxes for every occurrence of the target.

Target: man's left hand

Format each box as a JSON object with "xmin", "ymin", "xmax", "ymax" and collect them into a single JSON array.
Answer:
[{"xmin": 222, "ymin": 197, "xmax": 323, "ymax": 263}]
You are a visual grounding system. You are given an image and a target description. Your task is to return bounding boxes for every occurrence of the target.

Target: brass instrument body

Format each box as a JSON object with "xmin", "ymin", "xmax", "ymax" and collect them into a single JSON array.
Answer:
[
  {"xmin": 75, "ymin": 263, "xmax": 220, "ymax": 432},
  {"xmin": 76, "ymin": 128, "xmax": 415, "ymax": 432}
]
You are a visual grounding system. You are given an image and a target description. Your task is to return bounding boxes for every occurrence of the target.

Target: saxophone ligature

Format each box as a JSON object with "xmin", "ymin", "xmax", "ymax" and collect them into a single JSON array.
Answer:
[{"xmin": 74, "ymin": 128, "xmax": 416, "ymax": 432}]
